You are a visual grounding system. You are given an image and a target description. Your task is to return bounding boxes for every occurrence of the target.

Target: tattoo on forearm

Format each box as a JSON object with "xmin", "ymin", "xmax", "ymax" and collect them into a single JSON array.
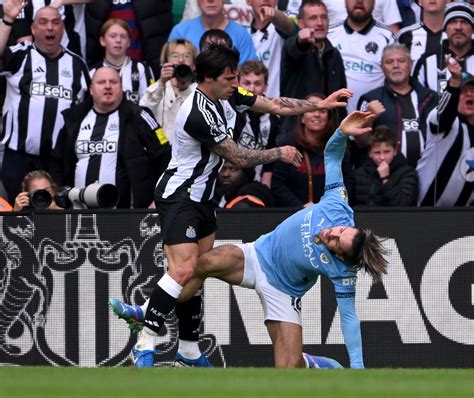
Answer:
[
  {"xmin": 213, "ymin": 139, "xmax": 282, "ymax": 168},
  {"xmin": 278, "ymin": 97, "xmax": 322, "ymax": 113}
]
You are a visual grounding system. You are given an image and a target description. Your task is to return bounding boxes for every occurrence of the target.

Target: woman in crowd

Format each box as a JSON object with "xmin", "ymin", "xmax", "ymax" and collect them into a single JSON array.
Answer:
[
  {"xmin": 90, "ymin": 18, "xmax": 154, "ymax": 104},
  {"xmin": 140, "ymin": 39, "xmax": 197, "ymax": 145},
  {"xmin": 271, "ymin": 93, "xmax": 354, "ymax": 207},
  {"xmin": 13, "ymin": 170, "xmax": 61, "ymax": 211}
]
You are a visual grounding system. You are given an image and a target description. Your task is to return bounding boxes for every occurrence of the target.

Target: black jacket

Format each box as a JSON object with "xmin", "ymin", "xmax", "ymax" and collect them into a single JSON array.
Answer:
[
  {"xmin": 271, "ymin": 137, "xmax": 354, "ymax": 207},
  {"xmin": 280, "ymin": 37, "xmax": 347, "ymax": 100},
  {"xmin": 85, "ymin": 0, "xmax": 173, "ymax": 76},
  {"xmin": 51, "ymin": 97, "xmax": 171, "ymax": 208},
  {"xmin": 279, "ymin": 36, "xmax": 347, "ymax": 135},
  {"xmin": 357, "ymin": 78, "xmax": 438, "ymax": 167},
  {"xmin": 354, "ymin": 153, "xmax": 419, "ymax": 207}
]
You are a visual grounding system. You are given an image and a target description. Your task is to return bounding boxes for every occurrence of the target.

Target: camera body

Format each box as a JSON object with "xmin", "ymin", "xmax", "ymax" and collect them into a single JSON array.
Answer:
[
  {"xmin": 28, "ymin": 189, "xmax": 52, "ymax": 209},
  {"xmin": 55, "ymin": 182, "xmax": 119, "ymax": 209},
  {"xmin": 172, "ymin": 64, "xmax": 194, "ymax": 85}
]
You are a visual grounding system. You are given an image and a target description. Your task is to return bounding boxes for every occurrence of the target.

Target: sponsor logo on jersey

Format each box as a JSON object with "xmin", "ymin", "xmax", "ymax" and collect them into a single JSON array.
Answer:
[
  {"xmin": 34, "ymin": 66, "xmax": 45, "ymax": 74},
  {"xmin": 80, "ymin": 123, "xmax": 92, "ymax": 131},
  {"xmin": 76, "ymin": 139, "xmax": 118, "ymax": 154},
  {"xmin": 186, "ymin": 226, "xmax": 197, "ymax": 239},
  {"xmin": 365, "ymin": 41, "xmax": 379, "ymax": 54},
  {"xmin": 414, "ymin": 41, "xmax": 422, "ymax": 46},
  {"xmin": 301, "ymin": 211, "xmax": 319, "ymax": 268},
  {"xmin": 344, "ymin": 60, "xmax": 374, "ymax": 73},
  {"xmin": 402, "ymin": 118, "xmax": 419, "ymax": 132},
  {"xmin": 237, "ymin": 86, "xmax": 254, "ymax": 97},
  {"xmin": 30, "ymin": 82, "xmax": 72, "ymax": 100}
]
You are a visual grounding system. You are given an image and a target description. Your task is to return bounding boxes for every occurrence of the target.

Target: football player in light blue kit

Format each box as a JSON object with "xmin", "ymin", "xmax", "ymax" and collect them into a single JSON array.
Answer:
[
  {"xmin": 177, "ymin": 110, "xmax": 389, "ymax": 368},
  {"xmin": 110, "ymin": 110, "xmax": 388, "ymax": 368}
]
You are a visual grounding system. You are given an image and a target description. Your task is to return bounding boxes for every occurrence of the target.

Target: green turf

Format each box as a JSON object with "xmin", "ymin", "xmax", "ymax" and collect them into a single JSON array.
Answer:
[{"xmin": 0, "ymin": 368, "xmax": 472, "ymax": 398}]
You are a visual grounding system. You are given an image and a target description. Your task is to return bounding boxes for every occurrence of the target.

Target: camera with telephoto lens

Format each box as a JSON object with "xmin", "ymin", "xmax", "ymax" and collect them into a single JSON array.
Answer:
[
  {"xmin": 172, "ymin": 64, "xmax": 194, "ymax": 85},
  {"xmin": 28, "ymin": 189, "xmax": 52, "ymax": 209},
  {"xmin": 54, "ymin": 182, "xmax": 119, "ymax": 210}
]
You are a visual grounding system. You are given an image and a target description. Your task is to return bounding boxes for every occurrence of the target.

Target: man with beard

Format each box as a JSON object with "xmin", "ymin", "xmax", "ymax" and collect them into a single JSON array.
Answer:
[
  {"xmin": 357, "ymin": 43, "xmax": 438, "ymax": 169},
  {"xmin": 414, "ymin": 1, "xmax": 473, "ymax": 96},
  {"xmin": 327, "ymin": 0, "xmax": 396, "ymax": 113}
]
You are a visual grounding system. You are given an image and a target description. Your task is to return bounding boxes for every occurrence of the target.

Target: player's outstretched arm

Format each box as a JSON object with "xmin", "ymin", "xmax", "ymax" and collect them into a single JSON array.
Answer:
[
  {"xmin": 339, "ymin": 111, "xmax": 376, "ymax": 137},
  {"xmin": 213, "ymin": 137, "xmax": 302, "ymax": 168},
  {"xmin": 250, "ymin": 88, "xmax": 353, "ymax": 116}
]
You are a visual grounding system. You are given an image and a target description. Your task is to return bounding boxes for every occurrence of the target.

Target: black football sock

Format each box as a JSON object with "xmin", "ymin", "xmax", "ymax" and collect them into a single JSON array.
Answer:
[{"xmin": 176, "ymin": 293, "xmax": 202, "ymax": 342}]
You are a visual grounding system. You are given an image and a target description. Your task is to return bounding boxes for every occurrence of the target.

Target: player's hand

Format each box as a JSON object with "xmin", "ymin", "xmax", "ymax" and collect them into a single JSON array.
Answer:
[
  {"xmin": 13, "ymin": 191, "xmax": 30, "ymax": 211},
  {"xmin": 279, "ymin": 145, "xmax": 303, "ymax": 167},
  {"xmin": 297, "ymin": 28, "xmax": 316, "ymax": 45},
  {"xmin": 317, "ymin": 88, "xmax": 353, "ymax": 109},
  {"xmin": 339, "ymin": 111, "xmax": 376, "ymax": 136},
  {"xmin": 3, "ymin": 0, "xmax": 28, "ymax": 21}
]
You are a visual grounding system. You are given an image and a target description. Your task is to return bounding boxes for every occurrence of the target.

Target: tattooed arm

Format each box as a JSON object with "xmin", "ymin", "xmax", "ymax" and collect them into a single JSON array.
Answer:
[
  {"xmin": 213, "ymin": 138, "xmax": 303, "ymax": 168},
  {"xmin": 250, "ymin": 88, "xmax": 353, "ymax": 116}
]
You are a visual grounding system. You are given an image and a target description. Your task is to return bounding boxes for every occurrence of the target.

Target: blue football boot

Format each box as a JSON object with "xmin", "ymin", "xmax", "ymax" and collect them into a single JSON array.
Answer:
[
  {"xmin": 303, "ymin": 353, "xmax": 344, "ymax": 369},
  {"xmin": 174, "ymin": 352, "xmax": 213, "ymax": 368},
  {"xmin": 109, "ymin": 298, "xmax": 144, "ymax": 333}
]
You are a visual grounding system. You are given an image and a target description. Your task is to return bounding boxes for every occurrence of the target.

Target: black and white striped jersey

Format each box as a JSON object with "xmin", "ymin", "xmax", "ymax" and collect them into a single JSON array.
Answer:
[
  {"xmin": 90, "ymin": 58, "xmax": 154, "ymax": 105},
  {"xmin": 12, "ymin": 1, "xmax": 86, "ymax": 58},
  {"xmin": 413, "ymin": 40, "xmax": 474, "ymax": 96},
  {"xmin": 0, "ymin": 43, "xmax": 90, "ymax": 156},
  {"xmin": 397, "ymin": 22, "xmax": 443, "ymax": 67},
  {"xmin": 417, "ymin": 86, "xmax": 474, "ymax": 206},
  {"xmin": 74, "ymin": 109, "xmax": 120, "ymax": 188},
  {"xmin": 155, "ymin": 87, "xmax": 257, "ymax": 203}
]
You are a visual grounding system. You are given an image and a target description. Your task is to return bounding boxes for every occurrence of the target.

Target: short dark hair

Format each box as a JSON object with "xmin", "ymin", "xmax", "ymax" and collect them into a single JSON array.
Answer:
[
  {"xmin": 238, "ymin": 60, "xmax": 269, "ymax": 84},
  {"xmin": 199, "ymin": 29, "xmax": 233, "ymax": 51},
  {"xmin": 195, "ymin": 44, "xmax": 240, "ymax": 83},
  {"xmin": 368, "ymin": 125, "xmax": 397, "ymax": 149},
  {"xmin": 346, "ymin": 228, "xmax": 389, "ymax": 283},
  {"xmin": 298, "ymin": 0, "xmax": 327, "ymax": 20}
]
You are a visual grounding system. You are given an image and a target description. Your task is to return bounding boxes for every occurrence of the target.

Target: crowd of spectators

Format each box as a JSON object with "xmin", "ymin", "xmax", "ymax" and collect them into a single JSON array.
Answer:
[{"xmin": 0, "ymin": 0, "xmax": 472, "ymax": 210}]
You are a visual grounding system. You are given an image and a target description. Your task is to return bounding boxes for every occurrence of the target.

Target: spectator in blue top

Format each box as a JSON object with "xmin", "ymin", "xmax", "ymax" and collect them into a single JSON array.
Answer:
[{"xmin": 168, "ymin": 0, "xmax": 256, "ymax": 64}]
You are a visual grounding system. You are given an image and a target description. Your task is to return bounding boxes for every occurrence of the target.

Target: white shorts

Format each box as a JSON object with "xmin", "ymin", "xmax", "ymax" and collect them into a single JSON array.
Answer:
[{"xmin": 237, "ymin": 242, "xmax": 302, "ymax": 325}]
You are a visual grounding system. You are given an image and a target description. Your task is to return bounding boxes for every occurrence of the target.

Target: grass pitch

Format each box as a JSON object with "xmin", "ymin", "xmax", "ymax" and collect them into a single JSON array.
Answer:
[{"xmin": 0, "ymin": 367, "xmax": 472, "ymax": 398}]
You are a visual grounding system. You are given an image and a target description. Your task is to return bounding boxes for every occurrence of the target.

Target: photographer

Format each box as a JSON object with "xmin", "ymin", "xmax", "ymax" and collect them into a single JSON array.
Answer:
[
  {"xmin": 140, "ymin": 39, "xmax": 197, "ymax": 145},
  {"xmin": 13, "ymin": 170, "xmax": 61, "ymax": 211}
]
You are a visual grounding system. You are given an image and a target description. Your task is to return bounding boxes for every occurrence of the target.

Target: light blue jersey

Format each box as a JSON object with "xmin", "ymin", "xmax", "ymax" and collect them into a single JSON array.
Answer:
[
  {"xmin": 168, "ymin": 17, "xmax": 257, "ymax": 64},
  {"xmin": 255, "ymin": 129, "xmax": 364, "ymax": 368},
  {"xmin": 255, "ymin": 129, "xmax": 355, "ymax": 297}
]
